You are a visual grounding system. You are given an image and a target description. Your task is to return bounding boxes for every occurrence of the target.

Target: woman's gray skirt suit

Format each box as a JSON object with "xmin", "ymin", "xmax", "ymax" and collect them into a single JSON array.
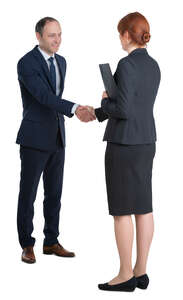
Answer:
[{"xmin": 95, "ymin": 48, "xmax": 161, "ymax": 215}]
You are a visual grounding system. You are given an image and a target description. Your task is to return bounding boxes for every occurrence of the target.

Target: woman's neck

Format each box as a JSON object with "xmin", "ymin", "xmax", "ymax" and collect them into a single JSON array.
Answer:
[{"xmin": 127, "ymin": 45, "xmax": 146, "ymax": 54}]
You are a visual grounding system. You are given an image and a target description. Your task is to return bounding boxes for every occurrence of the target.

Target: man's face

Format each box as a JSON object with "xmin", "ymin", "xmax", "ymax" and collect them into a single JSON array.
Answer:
[{"xmin": 36, "ymin": 21, "xmax": 62, "ymax": 55}]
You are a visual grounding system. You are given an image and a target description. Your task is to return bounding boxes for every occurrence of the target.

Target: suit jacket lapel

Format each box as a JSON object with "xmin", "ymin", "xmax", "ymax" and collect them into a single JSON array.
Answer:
[
  {"xmin": 32, "ymin": 45, "xmax": 55, "ymax": 93},
  {"xmin": 55, "ymin": 54, "xmax": 65, "ymax": 95},
  {"xmin": 55, "ymin": 55, "xmax": 64, "ymax": 80},
  {"xmin": 32, "ymin": 45, "xmax": 65, "ymax": 95}
]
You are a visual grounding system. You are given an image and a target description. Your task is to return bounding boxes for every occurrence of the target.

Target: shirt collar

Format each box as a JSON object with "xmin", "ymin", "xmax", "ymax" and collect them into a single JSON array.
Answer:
[{"xmin": 38, "ymin": 46, "xmax": 55, "ymax": 61}]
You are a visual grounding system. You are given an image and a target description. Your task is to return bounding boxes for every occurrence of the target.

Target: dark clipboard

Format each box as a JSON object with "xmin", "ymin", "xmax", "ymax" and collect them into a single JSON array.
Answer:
[{"xmin": 99, "ymin": 63, "xmax": 118, "ymax": 100}]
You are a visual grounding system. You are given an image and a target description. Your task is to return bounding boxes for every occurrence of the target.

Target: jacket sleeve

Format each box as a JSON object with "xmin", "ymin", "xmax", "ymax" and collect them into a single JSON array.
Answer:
[
  {"xmin": 101, "ymin": 59, "xmax": 134, "ymax": 120},
  {"xmin": 17, "ymin": 58, "xmax": 76, "ymax": 118},
  {"xmin": 95, "ymin": 107, "xmax": 109, "ymax": 122}
]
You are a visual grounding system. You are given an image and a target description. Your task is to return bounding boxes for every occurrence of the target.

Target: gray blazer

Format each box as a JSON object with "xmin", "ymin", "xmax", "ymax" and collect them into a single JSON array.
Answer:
[{"xmin": 95, "ymin": 48, "xmax": 161, "ymax": 144}]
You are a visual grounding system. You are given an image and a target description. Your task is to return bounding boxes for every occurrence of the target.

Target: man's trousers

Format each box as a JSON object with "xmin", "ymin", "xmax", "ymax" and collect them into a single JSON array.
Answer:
[{"xmin": 17, "ymin": 130, "xmax": 65, "ymax": 249}]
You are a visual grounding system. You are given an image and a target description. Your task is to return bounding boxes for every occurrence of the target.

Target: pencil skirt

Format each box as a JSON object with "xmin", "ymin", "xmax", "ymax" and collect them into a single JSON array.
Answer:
[{"xmin": 104, "ymin": 142, "xmax": 156, "ymax": 216}]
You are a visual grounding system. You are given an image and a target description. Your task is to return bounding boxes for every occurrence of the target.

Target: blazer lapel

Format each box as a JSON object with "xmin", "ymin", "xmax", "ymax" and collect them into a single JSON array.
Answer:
[
  {"xmin": 55, "ymin": 55, "xmax": 64, "ymax": 80},
  {"xmin": 32, "ymin": 45, "xmax": 55, "ymax": 93},
  {"xmin": 55, "ymin": 55, "xmax": 65, "ymax": 95}
]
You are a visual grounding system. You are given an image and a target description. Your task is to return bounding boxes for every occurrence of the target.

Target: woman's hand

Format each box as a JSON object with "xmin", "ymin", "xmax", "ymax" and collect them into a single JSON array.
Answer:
[{"xmin": 102, "ymin": 91, "xmax": 109, "ymax": 99}]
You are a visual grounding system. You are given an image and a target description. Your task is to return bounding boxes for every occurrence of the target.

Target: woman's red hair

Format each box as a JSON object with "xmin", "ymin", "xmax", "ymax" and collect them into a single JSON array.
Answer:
[{"xmin": 117, "ymin": 12, "xmax": 151, "ymax": 46}]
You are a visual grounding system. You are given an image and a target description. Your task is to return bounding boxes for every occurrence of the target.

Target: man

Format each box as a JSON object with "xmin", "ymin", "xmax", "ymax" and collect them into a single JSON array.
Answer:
[{"xmin": 16, "ymin": 16, "xmax": 95, "ymax": 263}]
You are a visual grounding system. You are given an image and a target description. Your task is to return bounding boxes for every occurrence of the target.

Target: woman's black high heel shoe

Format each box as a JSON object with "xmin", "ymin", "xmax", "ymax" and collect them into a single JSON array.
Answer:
[
  {"xmin": 135, "ymin": 274, "xmax": 149, "ymax": 289},
  {"xmin": 98, "ymin": 276, "xmax": 137, "ymax": 292}
]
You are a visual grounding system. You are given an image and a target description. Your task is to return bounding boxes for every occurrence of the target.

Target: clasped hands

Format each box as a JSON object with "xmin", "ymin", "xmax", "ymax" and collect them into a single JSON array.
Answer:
[
  {"xmin": 75, "ymin": 91, "xmax": 108, "ymax": 123},
  {"xmin": 75, "ymin": 105, "xmax": 96, "ymax": 122}
]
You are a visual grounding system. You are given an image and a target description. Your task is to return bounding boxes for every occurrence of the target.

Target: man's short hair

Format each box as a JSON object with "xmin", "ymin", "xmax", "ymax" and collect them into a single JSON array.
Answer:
[{"xmin": 35, "ymin": 17, "xmax": 59, "ymax": 36}]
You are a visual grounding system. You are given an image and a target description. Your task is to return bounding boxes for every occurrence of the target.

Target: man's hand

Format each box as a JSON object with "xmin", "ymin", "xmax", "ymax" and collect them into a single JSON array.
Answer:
[
  {"xmin": 85, "ymin": 106, "xmax": 96, "ymax": 118},
  {"xmin": 75, "ymin": 105, "xmax": 96, "ymax": 122}
]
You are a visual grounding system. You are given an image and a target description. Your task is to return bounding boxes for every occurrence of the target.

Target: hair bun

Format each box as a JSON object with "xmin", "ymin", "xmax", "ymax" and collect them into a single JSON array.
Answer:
[{"xmin": 142, "ymin": 32, "xmax": 151, "ymax": 43}]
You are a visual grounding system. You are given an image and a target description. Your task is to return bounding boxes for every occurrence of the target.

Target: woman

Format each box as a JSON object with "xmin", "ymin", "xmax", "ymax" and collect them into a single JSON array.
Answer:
[{"xmin": 94, "ymin": 12, "xmax": 161, "ymax": 292}]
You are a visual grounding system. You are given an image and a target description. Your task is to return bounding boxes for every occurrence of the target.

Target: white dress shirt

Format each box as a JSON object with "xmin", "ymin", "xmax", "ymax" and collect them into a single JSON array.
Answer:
[{"xmin": 38, "ymin": 46, "xmax": 78, "ymax": 114}]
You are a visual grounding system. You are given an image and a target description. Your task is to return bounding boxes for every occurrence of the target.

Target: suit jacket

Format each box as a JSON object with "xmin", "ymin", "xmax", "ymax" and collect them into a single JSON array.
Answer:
[
  {"xmin": 16, "ymin": 45, "xmax": 75, "ymax": 151},
  {"xmin": 95, "ymin": 48, "xmax": 161, "ymax": 144}
]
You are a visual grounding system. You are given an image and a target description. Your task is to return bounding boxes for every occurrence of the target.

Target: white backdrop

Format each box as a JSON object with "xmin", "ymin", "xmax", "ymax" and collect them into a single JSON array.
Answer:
[{"xmin": 1, "ymin": 0, "xmax": 183, "ymax": 299}]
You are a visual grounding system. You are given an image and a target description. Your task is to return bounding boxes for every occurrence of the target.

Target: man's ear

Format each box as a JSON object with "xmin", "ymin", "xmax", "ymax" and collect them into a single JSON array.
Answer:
[{"xmin": 35, "ymin": 32, "xmax": 41, "ymax": 42}]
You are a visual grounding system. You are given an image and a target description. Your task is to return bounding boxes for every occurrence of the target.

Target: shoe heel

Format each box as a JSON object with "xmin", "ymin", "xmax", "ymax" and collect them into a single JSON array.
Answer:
[
  {"xmin": 137, "ymin": 282, "xmax": 149, "ymax": 289},
  {"xmin": 43, "ymin": 250, "xmax": 53, "ymax": 255},
  {"xmin": 136, "ymin": 274, "xmax": 149, "ymax": 289}
]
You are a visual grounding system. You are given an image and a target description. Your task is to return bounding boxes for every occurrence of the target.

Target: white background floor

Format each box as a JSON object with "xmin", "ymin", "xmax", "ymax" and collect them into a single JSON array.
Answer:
[{"xmin": 1, "ymin": 0, "xmax": 182, "ymax": 299}]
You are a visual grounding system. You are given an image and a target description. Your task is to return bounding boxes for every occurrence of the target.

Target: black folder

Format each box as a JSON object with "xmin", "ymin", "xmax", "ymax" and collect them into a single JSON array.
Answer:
[{"xmin": 99, "ymin": 63, "xmax": 118, "ymax": 100}]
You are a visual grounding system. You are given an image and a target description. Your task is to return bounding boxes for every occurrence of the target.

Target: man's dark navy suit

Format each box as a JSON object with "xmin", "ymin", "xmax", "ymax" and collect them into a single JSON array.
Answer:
[{"xmin": 16, "ymin": 45, "xmax": 76, "ymax": 248}]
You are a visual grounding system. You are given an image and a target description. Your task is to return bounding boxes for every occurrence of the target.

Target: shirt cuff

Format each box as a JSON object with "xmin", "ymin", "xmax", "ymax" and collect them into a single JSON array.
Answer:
[{"xmin": 71, "ymin": 103, "xmax": 79, "ymax": 114}]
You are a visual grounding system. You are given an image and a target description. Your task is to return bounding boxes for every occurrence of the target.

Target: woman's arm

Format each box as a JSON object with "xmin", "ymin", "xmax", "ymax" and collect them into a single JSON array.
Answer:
[
  {"xmin": 101, "ymin": 59, "xmax": 134, "ymax": 120},
  {"xmin": 95, "ymin": 107, "xmax": 109, "ymax": 122}
]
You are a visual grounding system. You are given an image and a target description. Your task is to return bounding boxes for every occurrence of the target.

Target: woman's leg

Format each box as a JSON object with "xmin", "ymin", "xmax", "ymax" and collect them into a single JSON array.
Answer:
[
  {"xmin": 133, "ymin": 212, "xmax": 154, "ymax": 277},
  {"xmin": 109, "ymin": 215, "xmax": 134, "ymax": 285}
]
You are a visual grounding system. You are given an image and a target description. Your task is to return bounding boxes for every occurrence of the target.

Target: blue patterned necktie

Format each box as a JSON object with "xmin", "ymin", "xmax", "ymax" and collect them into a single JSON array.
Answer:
[{"xmin": 48, "ymin": 56, "xmax": 56, "ymax": 94}]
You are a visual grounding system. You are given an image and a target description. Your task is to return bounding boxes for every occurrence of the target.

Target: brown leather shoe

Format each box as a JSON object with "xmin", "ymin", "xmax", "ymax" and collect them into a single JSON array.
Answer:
[
  {"xmin": 21, "ymin": 246, "xmax": 36, "ymax": 264},
  {"xmin": 43, "ymin": 243, "xmax": 75, "ymax": 257}
]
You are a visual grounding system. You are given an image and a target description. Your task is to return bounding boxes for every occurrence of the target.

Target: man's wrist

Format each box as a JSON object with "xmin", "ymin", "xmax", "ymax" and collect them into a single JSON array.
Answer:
[{"xmin": 71, "ymin": 103, "xmax": 80, "ymax": 114}]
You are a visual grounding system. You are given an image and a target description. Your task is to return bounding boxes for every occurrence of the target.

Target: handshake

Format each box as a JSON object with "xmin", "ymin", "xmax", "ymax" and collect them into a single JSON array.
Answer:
[
  {"xmin": 75, "ymin": 105, "xmax": 96, "ymax": 122},
  {"xmin": 75, "ymin": 92, "xmax": 108, "ymax": 122}
]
